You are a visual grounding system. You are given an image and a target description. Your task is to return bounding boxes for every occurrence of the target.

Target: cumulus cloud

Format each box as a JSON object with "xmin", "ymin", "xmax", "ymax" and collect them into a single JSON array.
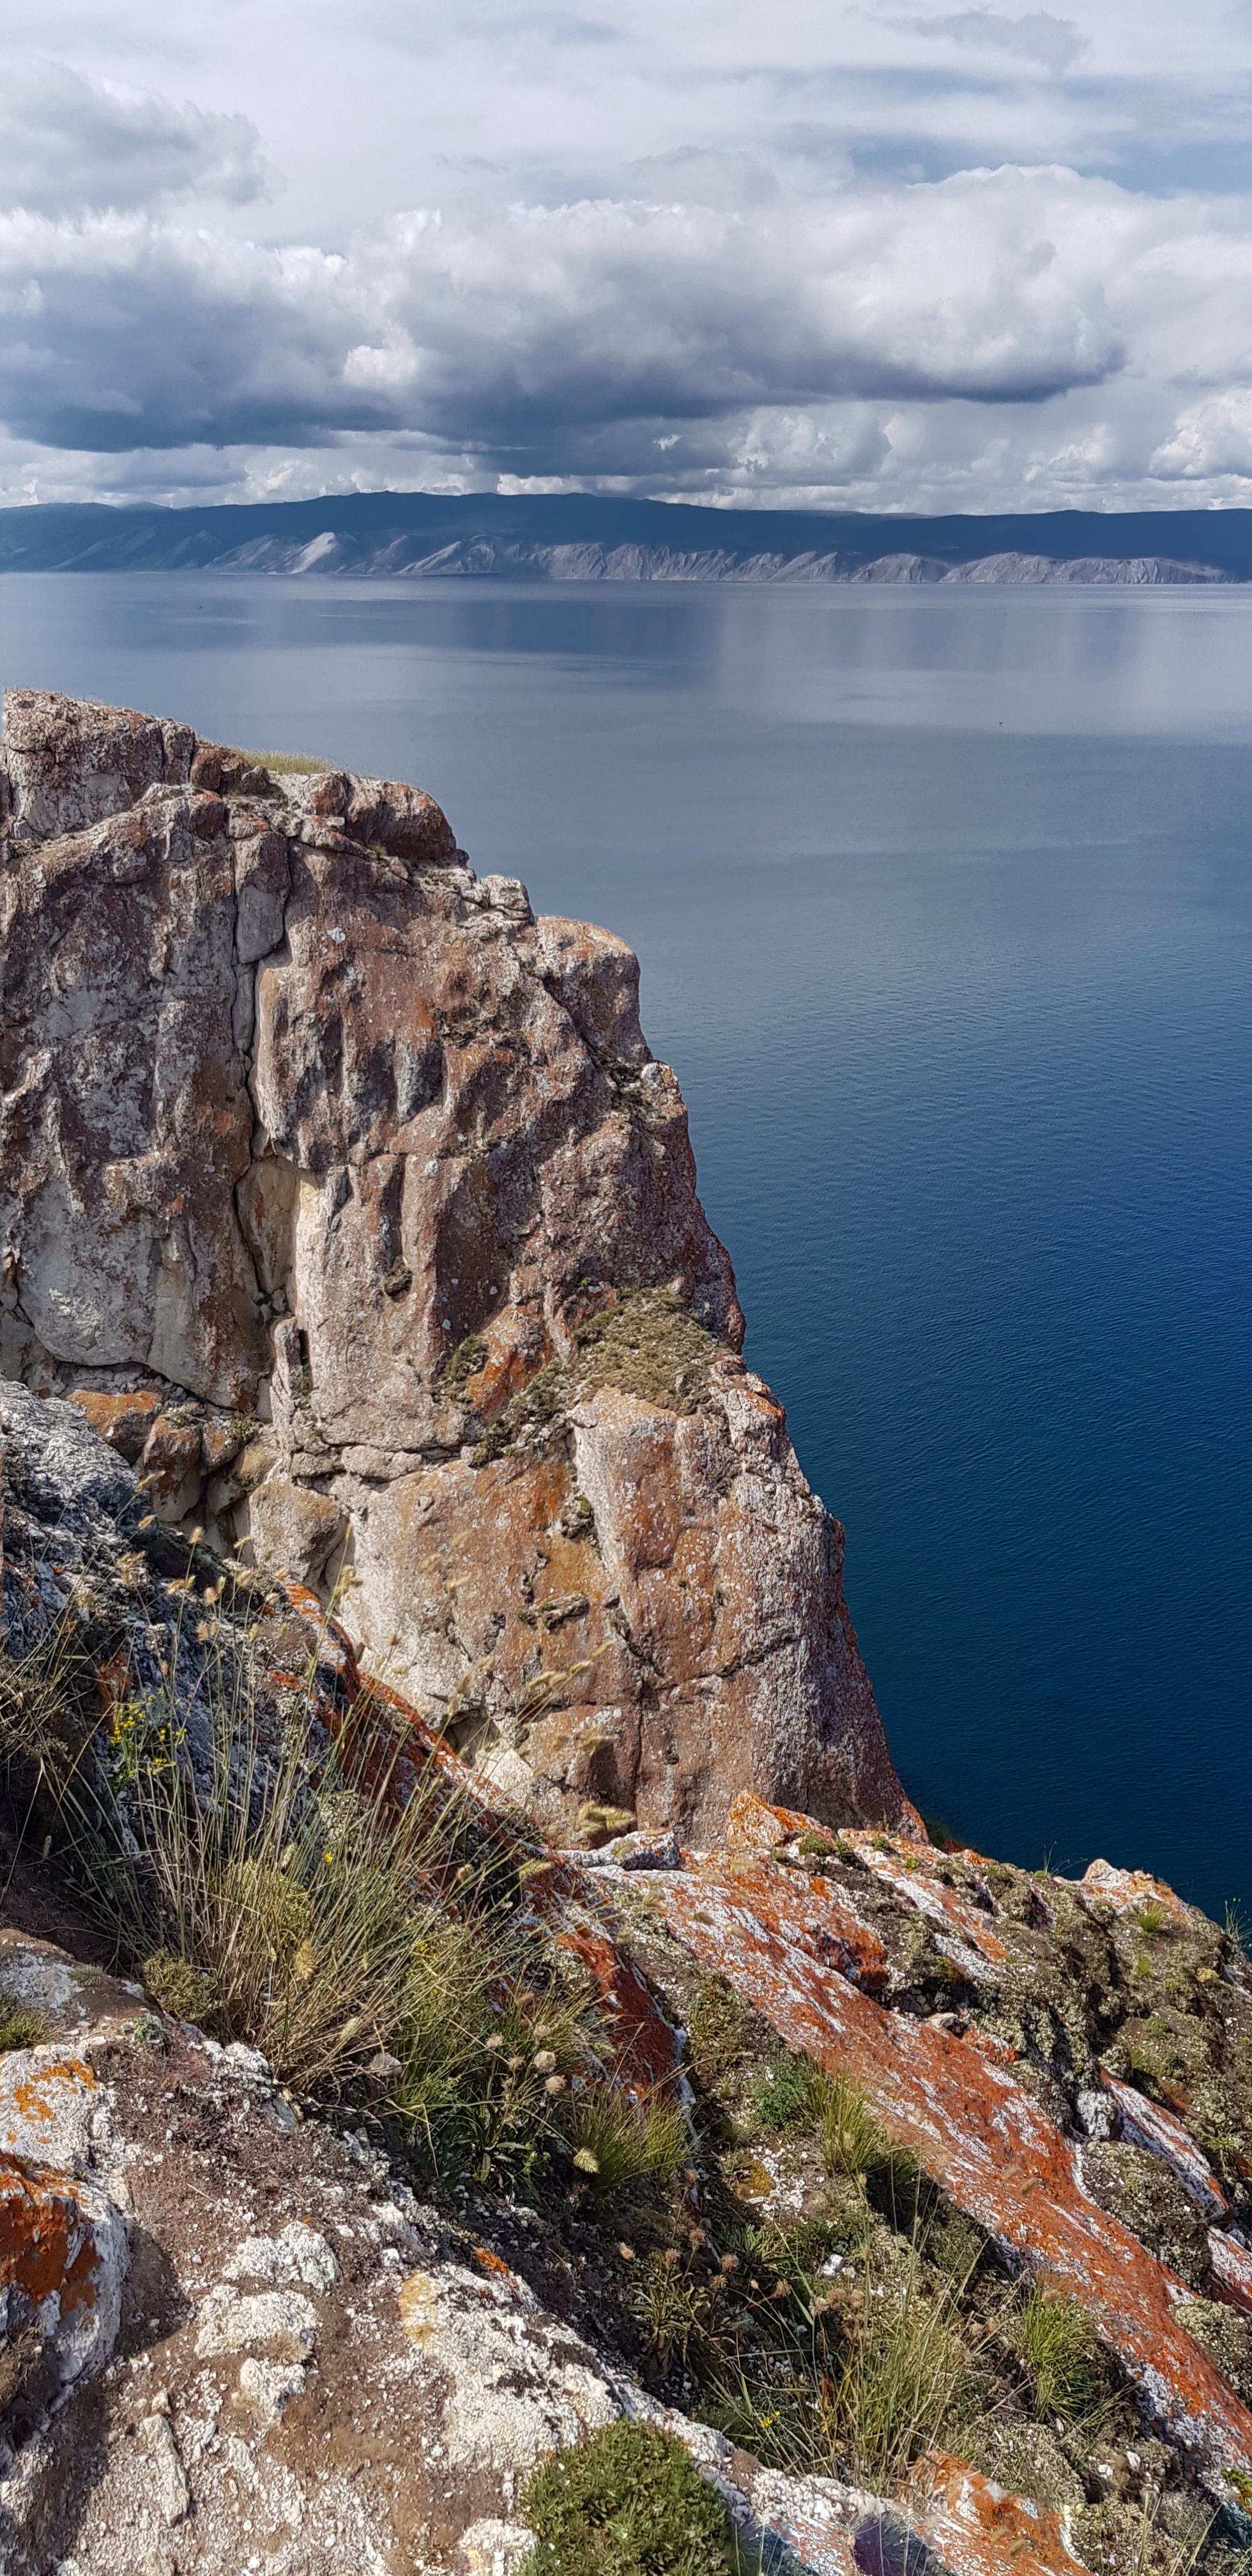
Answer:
[
  {"xmin": 0, "ymin": 61, "xmax": 272, "ymax": 215},
  {"xmin": 0, "ymin": 172, "xmax": 1133, "ymax": 461}
]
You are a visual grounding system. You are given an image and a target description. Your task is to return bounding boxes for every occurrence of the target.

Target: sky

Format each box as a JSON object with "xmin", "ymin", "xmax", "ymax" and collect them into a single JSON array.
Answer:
[{"xmin": 3, "ymin": 0, "xmax": 1252, "ymax": 514}]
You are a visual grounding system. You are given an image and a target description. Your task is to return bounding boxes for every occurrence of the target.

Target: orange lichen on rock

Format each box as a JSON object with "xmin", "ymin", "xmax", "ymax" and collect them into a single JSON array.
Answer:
[
  {"xmin": 724, "ymin": 1790, "xmax": 830, "ymax": 1853},
  {"xmin": 1081, "ymin": 1858, "xmax": 1195, "ymax": 1925},
  {"xmin": 471, "ymin": 2244, "xmax": 517, "ymax": 2281},
  {"xmin": 647, "ymin": 1859, "xmax": 1252, "ymax": 2485},
  {"xmin": 66, "ymin": 1386, "xmax": 160, "ymax": 1462},
  {"xmin": 1209, "ymin": 2229, "xmax": 1252, "ymax": 2318},
  {"xmin": 546, "ymin": 1903, "xmax": 682, "ymax": 2094},
  {"xmin": 0, "ymin": 2156, "xmax": 104, "ymax": 2324},
  {"xmin": 838, "ymin": 1828, "xmax": 1010, "ymax": 1971},
  {"xmin": 1103, "ymin": 2074, "xmax": 1229, "ymax": 2216},
  {"xmin": 915, "ymin": 2453, "xmax": 1084, "ymax": 2574},
  {"xmin": 688, "ymin": 1844, "xmax": 891, "ymax": 1997},
  {"xmin": 0, "ymin": 2057, "xmax": 95, "ymax": 2166}
]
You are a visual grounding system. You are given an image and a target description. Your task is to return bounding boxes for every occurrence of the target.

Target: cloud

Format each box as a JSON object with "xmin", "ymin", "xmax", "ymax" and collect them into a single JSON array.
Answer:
[
  {"xmin": 3, "ymin": 8, "xmax": 1252, "ymax": 512},
  {"xmin": 623, "ymin": 149, "xmax": 781, "ymax": 210},
  {"xmin": 1149, "ymin": 390, "xmax": 1252, "ymax": 480},
  {"xmin": 0, "ymin": 60, "xmax": 272, "ymax": 215},
  {"xmin": 903, "ymin": 12, "xmax": 1088, "ymax": 77},
  {"xmin": 0, "ymin": 171, "xmax": 1131, "ymax": 463}
]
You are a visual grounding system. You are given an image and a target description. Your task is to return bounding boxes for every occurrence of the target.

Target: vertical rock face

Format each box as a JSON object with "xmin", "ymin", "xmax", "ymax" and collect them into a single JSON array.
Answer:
[{"xmin": 0, "ymin": 689, "xmax": 915, "ymax": 1841}]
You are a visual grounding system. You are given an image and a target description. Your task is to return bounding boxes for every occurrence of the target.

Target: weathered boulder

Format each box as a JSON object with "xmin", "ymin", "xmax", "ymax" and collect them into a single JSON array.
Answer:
[{"xmin": 1, "ymin": 690, "xmax": 913, "ymax": 1842}]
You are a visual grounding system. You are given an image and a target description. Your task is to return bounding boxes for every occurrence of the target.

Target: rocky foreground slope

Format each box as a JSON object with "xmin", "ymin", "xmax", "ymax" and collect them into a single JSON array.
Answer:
[
  {"xmin": 1, "ymin": 1386, "xmax": 1251, "ymax": 2576},
  {"xmin": 0, "ymin": 688, "xmax": 910, "ymax": 1848}
]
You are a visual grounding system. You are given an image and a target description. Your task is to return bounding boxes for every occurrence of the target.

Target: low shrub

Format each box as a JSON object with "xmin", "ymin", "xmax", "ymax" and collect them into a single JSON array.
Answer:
[{"xmin": 519, "ymin": 2420, "xmax": 740, "ymax": 2576}]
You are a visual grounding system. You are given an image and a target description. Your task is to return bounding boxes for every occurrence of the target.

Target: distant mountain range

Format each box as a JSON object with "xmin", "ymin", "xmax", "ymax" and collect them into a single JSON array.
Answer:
[{"xmin": 3, "ymin": 493, "xmax": 1251, "ymax": 583}]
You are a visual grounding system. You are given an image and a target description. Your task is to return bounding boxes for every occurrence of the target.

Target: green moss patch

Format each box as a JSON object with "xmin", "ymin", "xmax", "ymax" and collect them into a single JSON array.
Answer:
[{"xmin": 0, "ymin": 1995, "xmax": 48, "ymax": 2053}]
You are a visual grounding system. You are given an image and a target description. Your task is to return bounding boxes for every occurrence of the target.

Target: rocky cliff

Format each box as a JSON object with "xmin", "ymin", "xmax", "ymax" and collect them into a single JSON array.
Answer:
[{"xmin": 0, "ymin": 688, "xmax": 912, "ymax": 1846}]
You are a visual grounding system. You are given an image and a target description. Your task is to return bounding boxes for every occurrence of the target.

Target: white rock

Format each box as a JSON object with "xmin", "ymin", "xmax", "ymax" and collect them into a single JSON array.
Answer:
[
  {"xmin": 225, "ymin": 2222, "xmax": 340, "ymax": 2290},
  {"xmin": 397, "ymin": 2266, "xmax": 619, "ymax": 2469},
  {"xmin": 459, "ymin": 2518, "xmax": 536, "ymax": 2576},
  {"xmin": 1077, "ymin": 2087, "xmax": 1116, "ymax": 2142},
  {"xmin": 221, "ymin": 2042, "xmax": 271, "ymax": 2081},
  {"xmin": 139, "ymin": 2414, "xmax": 190, "ymax": 2524},
  {"xmin": 238, "ymin": 2358, "xmax": 307, "ymax": 2422},
  {"xmin": 194, "ymin": 2286, "xmax": 317, "ymax": 2359}
]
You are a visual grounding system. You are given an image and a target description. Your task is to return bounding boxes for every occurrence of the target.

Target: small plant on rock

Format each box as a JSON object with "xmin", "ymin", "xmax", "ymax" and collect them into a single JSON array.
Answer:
[
  {"xmin": 0, "ymin": 1995, "xmax": 47, "ymax": 2052},
  {"xmin": 519, "ymin": 2420, "xmax": 741, "ymax": 2576},
  {"xmin": 750, "ymin": 2050, "xmax": 823, "ymax": 2132}
]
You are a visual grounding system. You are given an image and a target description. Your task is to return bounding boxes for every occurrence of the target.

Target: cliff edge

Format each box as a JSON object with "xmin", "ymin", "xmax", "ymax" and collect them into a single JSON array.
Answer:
[{"xmin": 0, "ymin": 687, "xmax": 913, "ymax": 1844}]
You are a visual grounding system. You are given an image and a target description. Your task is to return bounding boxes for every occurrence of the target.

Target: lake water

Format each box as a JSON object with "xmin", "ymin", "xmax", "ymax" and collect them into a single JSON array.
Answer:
[{"xmin": 3, "ymin": 572, "xmax": 1249, "ymax": 1919}]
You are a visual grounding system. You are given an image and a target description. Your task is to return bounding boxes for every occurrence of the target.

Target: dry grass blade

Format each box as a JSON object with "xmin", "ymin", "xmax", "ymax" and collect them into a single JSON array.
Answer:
[{"xmin": 0, "ymin": 1601, "xmax": 600, "ymax": 2161}]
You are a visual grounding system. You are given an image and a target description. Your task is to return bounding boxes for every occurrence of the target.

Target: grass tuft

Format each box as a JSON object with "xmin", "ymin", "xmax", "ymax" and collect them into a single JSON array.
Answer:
[
  {"xmin": 712, "ymin": 2233, "xmax": 972, "ymax": 2495},
  {"xmin": 1, "ymin": 1605, "xmax": 602, "ymax": 2182},
  {"xmin": 565, "ymin": 2087, "xmax": 690, "ymax": 2193},
  {"xmin": 816, "ymin": 2069, "xmax": 891, "ymax": 2182},
  {"xmin": 231, "ymin": 746, "xmax": 331, "ymax": 776},
  {"xmin": 475, "ymin": 1289, "xmax": 722, "ymax": 1465},
  {"xmin": 1010, "ymin": 2285, "xmax": 1106, "ymax": 2421}
]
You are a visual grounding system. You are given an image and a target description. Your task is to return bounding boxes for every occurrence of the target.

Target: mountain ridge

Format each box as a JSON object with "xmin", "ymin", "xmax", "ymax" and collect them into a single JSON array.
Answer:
[{"xmin": 4, "ymin": 492, "xmax": 1252, "ymax": 580}]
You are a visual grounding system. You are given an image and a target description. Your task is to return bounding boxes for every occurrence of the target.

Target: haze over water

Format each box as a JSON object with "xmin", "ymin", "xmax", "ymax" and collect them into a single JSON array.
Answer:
[{"xmin": 4, "ymin": 572, "xmax": 1249, "ymax": 1918}]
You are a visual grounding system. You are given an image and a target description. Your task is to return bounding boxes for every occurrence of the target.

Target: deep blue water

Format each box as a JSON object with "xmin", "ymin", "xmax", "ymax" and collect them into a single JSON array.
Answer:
[{"xmin": 3, "ymin": 573, "xmax": 1249, "ymax": 1917}]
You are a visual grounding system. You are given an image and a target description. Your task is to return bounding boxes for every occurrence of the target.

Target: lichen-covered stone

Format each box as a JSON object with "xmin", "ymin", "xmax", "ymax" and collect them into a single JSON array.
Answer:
[
  {"xmin": 635, "ymin": 1842, "xmax": 1252, "ymax": 2489},
  {"xmin": 1080, "ymin": 2142, "xmax": 1212, "ymax": 2289}
]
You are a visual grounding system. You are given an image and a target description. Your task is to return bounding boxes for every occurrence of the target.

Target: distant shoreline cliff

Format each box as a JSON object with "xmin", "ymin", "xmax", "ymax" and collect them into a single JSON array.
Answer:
[{"xmin": 2, "ymin": 491, "xmax": 1249, "ymax": 584}]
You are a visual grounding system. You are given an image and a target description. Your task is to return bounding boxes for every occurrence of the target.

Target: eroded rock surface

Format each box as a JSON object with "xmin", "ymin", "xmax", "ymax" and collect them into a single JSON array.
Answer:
[{"xmin": 1, "ymin": 689, "xmax": 912, "ymax": 1843}]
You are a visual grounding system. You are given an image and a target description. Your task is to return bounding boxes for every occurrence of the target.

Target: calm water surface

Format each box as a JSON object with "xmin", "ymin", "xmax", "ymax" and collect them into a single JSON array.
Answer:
[{"xmin": 3, "ymin": 574, "xmax": 1249, "ymax": 1916}]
